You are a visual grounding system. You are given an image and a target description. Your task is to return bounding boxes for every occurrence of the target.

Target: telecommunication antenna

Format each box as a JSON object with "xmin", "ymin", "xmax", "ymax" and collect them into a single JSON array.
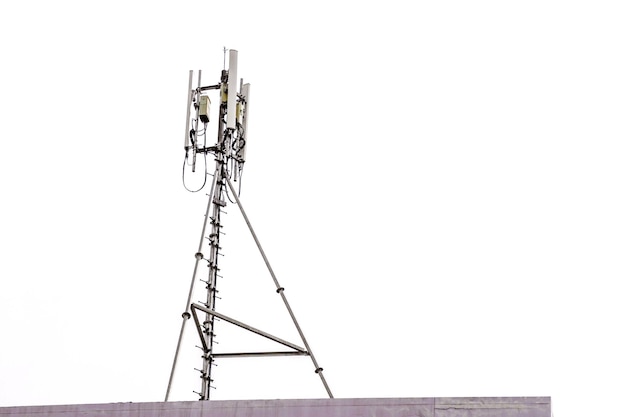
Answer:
[{"xmin": 165, "ymin": 50, "xmax": 332, "ymax": 401}]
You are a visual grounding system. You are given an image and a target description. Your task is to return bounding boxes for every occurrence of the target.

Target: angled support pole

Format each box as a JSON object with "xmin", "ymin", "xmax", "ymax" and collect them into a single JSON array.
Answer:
[{"xmin": 225, "ymin": 177, "xmax": 334, "ymax": 399}]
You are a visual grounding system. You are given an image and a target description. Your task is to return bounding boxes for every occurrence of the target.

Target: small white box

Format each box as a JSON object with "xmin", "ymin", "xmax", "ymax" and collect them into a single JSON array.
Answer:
[{"xmin": 199, "ymin": 95, "xmax": 211, "ymax": 123}]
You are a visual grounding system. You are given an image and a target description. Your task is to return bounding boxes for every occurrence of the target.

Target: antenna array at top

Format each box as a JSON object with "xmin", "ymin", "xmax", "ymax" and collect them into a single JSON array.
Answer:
[{"xmin": 183, "ymin": 49, "xmax": 251, "ymax": 192}]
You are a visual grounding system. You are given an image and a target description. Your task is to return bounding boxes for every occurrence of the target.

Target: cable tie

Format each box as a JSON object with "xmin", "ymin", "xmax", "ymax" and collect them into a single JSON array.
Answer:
[
  {"xmin": 315, "ymin": 367, "xmax": 324, "ymax": 373},
  {"xmin": 195, "ymin": 252, "xmax": 204, "ymax": 260},
  {"xmin": 182, "ymin": 312, "xmax": 191, "ymax": 319},
  {"xmin": 276, "ymin": 287, "xmax": 285, "ymax": 293}
]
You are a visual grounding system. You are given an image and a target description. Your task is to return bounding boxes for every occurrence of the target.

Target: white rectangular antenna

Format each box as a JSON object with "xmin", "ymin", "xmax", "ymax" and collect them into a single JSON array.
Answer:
[
  {"xmin": 240, "ymin": 82, "xmax": 251, "ymax": 162},
  {"xmin": 226, "ymin": 49, "xmax": 238, "ymax": 130},
  {"xmin": 184, "ymin": 70, "xmax": 193, "ymax": 149}
]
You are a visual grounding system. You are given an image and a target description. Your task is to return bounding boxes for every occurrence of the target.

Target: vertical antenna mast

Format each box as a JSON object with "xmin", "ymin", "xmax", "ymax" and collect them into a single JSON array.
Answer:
[{"xmin": 168, "ymin": 50, "xmax": 332, "ymax": 401}]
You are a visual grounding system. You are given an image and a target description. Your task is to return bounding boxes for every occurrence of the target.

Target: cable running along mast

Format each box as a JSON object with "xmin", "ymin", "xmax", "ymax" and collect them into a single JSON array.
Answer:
[{"xmin": 165, "ymin": 50, "xmax": 332, "ymax": 401}]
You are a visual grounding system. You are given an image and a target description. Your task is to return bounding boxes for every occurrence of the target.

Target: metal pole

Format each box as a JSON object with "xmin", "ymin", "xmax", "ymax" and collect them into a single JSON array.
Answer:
[
  {"xmin": 198, "ymin": 95, "xmax": 228, "ymax": 400},
  {"xmin": 200, "ymin": 166, "xmax": 222, "ymax": 399},
  {"xmin": 225, "ymin": 177, "xmax": 334, "ymax": 398},
  {"xmin": 165, "ymin": 170, "xmax": 218, "ymax": 401}
]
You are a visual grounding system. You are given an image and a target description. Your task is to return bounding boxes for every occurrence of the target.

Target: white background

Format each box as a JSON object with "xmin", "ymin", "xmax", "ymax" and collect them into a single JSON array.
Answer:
[{"xmin": 1, "ymin": 1, "xmax": 625, "ymax": 416}]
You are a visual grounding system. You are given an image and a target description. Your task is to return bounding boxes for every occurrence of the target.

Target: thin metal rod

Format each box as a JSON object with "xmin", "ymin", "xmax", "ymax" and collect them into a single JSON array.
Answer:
[
  {"xmin": 199, "ymin": 84, "xmax": 221, "ymax": 91},
  {"xmin": 213, "ymin": 351, "xmax": 309, "ymax": 358},
  {"xmin": 190, "ymin": 304, "xmax": 209, "ymax": 352},
  {"xmin": 225, "ymin": 177, "xmax": 334, "ymax": 398},
  {"xmin": 165, "ymin": 170, "xmax": 218, "ymax": 401}
]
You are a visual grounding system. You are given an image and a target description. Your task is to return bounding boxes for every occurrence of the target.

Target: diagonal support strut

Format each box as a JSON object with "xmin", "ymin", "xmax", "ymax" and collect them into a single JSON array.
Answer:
[
  {"xmin": 190, "ymin": 303, "xmax": 308, "ymax": 354},
  {"xmin": 225, "ymin": 176, "xmax": 334, "ymax": 399}
]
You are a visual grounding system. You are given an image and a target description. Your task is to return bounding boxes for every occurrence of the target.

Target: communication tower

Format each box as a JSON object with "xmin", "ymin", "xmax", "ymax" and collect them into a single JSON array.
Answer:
[{"xmin": 165, "ymin": 50, "xmax": 332, "ymax": 401}]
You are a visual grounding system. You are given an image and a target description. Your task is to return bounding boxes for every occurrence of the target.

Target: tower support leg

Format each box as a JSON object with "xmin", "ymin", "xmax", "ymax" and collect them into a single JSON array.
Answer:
[{"xmin": 225, "ymin": 177, "xmax": 334, "ymax": 399}]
